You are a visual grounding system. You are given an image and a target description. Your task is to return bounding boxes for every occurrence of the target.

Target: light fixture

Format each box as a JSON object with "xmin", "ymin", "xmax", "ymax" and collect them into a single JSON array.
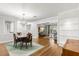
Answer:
[{"xmin": 22, "ymin": 12, "xmax": 25, "ymax": 20}]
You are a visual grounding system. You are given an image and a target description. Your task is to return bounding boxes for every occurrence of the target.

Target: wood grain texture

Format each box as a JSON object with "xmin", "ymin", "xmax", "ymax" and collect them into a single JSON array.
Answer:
[
  {"xmin": 31, "ymin": 37, "xmax": 62, "ymax": 56},
  {"xmin": 0, "ymin": 43, "xmax": 9, "ymax": 56},
  {"xmin": 62, "ymin": 39, "xmax": 79, "ymax": 56}
]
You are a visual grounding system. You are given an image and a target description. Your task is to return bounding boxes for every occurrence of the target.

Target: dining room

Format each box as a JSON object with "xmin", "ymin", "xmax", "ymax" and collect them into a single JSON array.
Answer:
[
  {"xmin": 1, "ymin": 3, "xmax": 79, "ymax": 56},
  {"xmin": 0, "ymin": 19, "xmax": 44, "ymax": 56}
]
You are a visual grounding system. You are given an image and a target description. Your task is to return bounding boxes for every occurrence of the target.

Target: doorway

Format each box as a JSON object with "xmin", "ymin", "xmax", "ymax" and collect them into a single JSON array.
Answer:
[{"xmin": 38, "ymin": 23, "xmax": 57, "ymax": 44}]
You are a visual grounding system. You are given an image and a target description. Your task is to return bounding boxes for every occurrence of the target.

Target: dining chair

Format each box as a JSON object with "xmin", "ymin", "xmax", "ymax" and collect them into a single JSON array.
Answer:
[
  {"xmin": 13, "ymin": 33, "xmax": 21, "ymax": 47},
  {"xmin": 27, "ymin": 33, "xmax": 32, "ymax": 47},
  {"xmin": 17, "ymin": 32, "xmax": 21, "ymax": 36}
]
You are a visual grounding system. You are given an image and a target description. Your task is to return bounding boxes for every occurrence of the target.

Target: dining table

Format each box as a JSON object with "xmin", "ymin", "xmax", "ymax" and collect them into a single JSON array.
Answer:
[
  {"xmin": 16, "ymin": 35, "xmax": 28, "ymax": 49},
  {"xmin": 17, "ymin": 35, "xmax": 27, "ymax": 42}
]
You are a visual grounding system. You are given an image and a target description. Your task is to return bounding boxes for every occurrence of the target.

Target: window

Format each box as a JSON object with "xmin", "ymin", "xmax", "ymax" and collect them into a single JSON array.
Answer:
[
  {"xmin": 26, "ymin": 24, "xmax": 31, "ymax": 32},
  {"xmin": 5, "ymin": 21, "xmax": 14, "ymax": 33}
]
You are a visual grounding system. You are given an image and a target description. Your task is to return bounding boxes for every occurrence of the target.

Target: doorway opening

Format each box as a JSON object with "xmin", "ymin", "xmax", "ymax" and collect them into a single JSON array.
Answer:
[{"xmin": 38, "ymin": 23, "xmax": 57, "ymax": 44}]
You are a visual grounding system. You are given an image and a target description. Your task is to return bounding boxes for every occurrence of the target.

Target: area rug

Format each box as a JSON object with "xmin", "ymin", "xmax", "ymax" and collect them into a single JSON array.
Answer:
[{"xmin": 5, "ymin": 42, "xmax": 44, "ymax": 56}]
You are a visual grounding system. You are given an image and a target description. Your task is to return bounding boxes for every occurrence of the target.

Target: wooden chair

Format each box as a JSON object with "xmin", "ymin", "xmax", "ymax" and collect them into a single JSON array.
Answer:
[
  {"xmin": 13, "ymin": 34, "xmax": 21, "ymax": 47},
  {"xmin": 27, "ymin": 33, "xmax": 32, "ymax": 47},
  {"xmin": 17, "ymin": 32, "xmax": 21, "ymax": 36}
]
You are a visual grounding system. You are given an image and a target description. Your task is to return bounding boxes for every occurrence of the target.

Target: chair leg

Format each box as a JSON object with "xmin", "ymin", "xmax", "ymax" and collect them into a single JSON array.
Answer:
[
  {"xmin": 20, "ymin": 42, "xmax": 23, "ymax": 49},
  {"xmin": 14, "ymin": 42, "xmax": 17, "ymax": 48},
  {"xmin": 26, "ymin": 43, "xmax": 28, "ymax": 48},
  {"xmin": 30, "ymin": 41, "xmax": 32, "ymax": 47},
  {"xmin": 13, "ymin": 43, "xmax": 15, "ymax": 47}
]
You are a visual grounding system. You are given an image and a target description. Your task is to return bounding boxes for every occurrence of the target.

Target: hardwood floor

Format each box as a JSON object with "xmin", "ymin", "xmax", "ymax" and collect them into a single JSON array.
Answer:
[
  {"xmin": 62, "ymin": 39, "xmax": 79, "ymax": 56},
  {"xmin": 32, "ymin": 37, "xmax": 79, "ymax": 56},
  {"xmin": 0, "ymin": 43, "xmax": 9, "ymax": 56},
  {"xmin": 31, "ymin": 37, "xmax": 62, "ymax": 56}
]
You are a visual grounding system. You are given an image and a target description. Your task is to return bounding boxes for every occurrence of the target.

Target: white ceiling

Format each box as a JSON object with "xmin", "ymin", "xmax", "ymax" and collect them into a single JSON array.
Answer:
[{"xmin": 0, "ymin": 3, "xmax": 79, "ymax": 21}]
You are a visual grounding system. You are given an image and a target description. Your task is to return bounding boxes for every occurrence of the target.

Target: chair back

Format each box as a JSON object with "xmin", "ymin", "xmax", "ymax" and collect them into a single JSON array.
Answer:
[
  {"xmin": 27, "ymin": 33, "xmax": 32, "ymax": 41},
  {"xmin": 17, "ymin": 32, "xmax": 21, "ymax": 36}
]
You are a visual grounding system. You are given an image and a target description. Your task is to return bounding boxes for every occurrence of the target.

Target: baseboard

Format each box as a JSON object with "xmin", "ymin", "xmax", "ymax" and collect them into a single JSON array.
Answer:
[{"xmin": 0, "ymin": 40, "xmax": 13, "ymax": 44}]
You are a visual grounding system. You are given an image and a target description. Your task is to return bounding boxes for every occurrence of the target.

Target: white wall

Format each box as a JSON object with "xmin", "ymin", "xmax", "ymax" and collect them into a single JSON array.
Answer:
[
  {"xmin": 30, "ymin": 22, "xmax": 38, "ymax": 39},
  {"xmin": 57, "ymin": 8, "xmax": 79, "ymax": 47},
  {"xmin": 0, "ymin": 15, "xmax": 21, "ymax": 43}
]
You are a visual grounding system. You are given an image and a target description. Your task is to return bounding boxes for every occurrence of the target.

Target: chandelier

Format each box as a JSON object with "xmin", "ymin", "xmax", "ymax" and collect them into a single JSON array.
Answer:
[{"xmin": 22, "ymin": 12, "xmax": 25, "ymax": 20}]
